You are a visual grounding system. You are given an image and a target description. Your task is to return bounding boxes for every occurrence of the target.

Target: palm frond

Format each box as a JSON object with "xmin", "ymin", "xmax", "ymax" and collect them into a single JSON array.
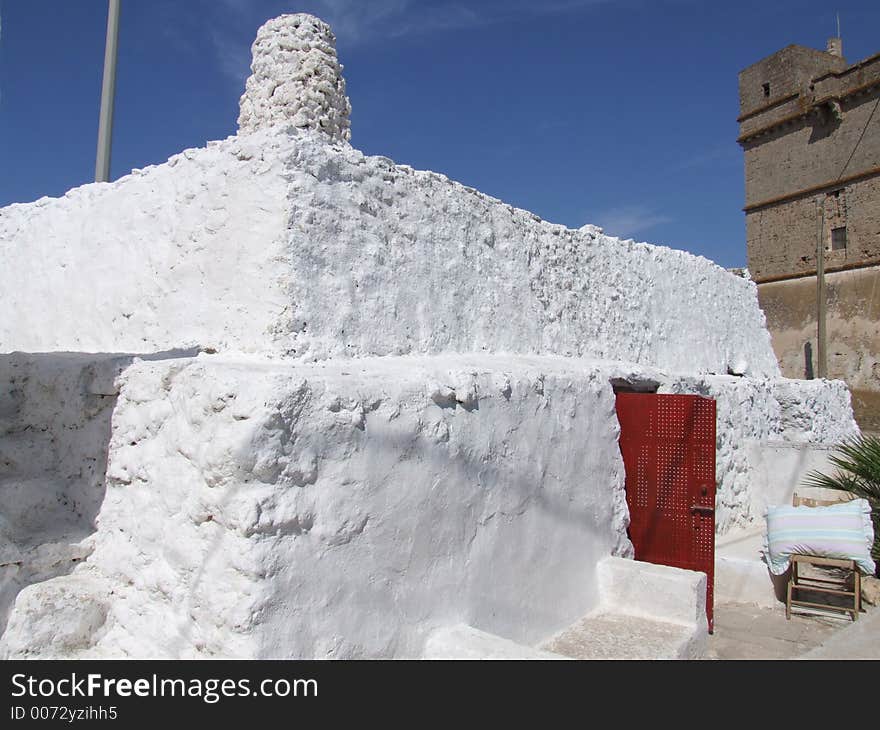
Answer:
[
  {"xmin": 803, "ymin": 434, "xmax": 880, "ymax": 567},
  {"xmin": 804, "ymin": 435, "xmax": 880, "ymax": 500}
]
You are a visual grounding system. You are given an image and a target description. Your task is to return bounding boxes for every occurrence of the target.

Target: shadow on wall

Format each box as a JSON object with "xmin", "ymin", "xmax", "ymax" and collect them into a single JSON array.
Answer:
[
  {"xmin": 168, "ymin": 379, "xmax": 628, "ymax": 658},
  {"xmin": 1, "ymin": 354, "xmax": 630, "ymax": 658},
  {"xmin": 807, "ymin": 105, "xmax": 841, "ymax": 143},
  {"xmin": 0, "ymin": 348, "xmax": 199, "ymax": 636}
]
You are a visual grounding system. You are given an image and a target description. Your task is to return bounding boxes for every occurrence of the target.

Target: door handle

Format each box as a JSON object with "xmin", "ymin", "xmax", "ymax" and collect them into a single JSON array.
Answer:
[{"xmin": 690, "ymin": 505, "xmax": 714, "ymax": 516}]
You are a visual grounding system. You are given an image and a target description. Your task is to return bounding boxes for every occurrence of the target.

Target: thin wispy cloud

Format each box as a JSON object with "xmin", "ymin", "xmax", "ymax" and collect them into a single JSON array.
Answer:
[
  {"xmin": 203, "ymin": 0, "xmax": 616, "ymax": 85},
  {"xmin": 316, "ymin": 0, "xmax": 414, "ymax": 44},
  {"xmin": 215, "ymin": 0, "xmax": 255, "ymax": 17},
  {"xmin": 671, "ymin": 144, "xmax": 738, "ymax": 172},
  {"xmin": 210, "ymin": 27, "xmax": 251, "ymax": 86},
  {"xmin": 589, "ymin": 205, "xmax": 672, "ymax": 239},
  {"xmin": 0, "ymin": 1, "xmax": 4, "ymax": 107},
  {"xmin": 317, "ymin": 0, "xmax": 612, "ymax": 44}
]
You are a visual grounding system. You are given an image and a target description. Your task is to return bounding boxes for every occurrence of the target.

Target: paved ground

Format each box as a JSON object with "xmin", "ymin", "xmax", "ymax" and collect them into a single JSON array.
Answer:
[
  {"xmin": 801, "ymin": 603, "xmax": 880, "ymax": 659},
  {"xmin": 707, "ymin": 602, "xmax": 850, "ymax": 659}
]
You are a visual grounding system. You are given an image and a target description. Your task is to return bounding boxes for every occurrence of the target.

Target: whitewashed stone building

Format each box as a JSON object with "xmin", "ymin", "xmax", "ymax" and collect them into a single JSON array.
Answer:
[{"xmin": 0, "ymin": 15, "xmax": 858, "ymax": 658}]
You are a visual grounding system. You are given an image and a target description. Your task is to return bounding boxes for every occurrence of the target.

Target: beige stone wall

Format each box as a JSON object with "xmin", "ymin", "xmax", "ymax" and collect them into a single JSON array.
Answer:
[
  {"xmin": 746, "ymin": 176, "xmax": 880, "ymax": 281},
  {"xmin": 740, "ymin": 44, "xmax": 880, "ymax": 433},
  {"xmin": 738, "ymin": 45, "xmax": 845, "ymax": 121},
  {"xmin": 740, "ymin": 48, "xmax": 880, "ymax": 281},
  {"xmin": 742, "ymin": 93, "xmax": 880, "ymax": 208},
  {"xmin": 757, "ymin": 266, "xmax": 880, "ymax": 432}
]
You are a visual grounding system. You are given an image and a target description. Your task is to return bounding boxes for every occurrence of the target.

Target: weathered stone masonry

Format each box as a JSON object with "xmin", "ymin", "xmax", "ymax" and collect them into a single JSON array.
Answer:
[{"xmin": 738, "ymin": 40, "xmax": 880, "ymax": 431}]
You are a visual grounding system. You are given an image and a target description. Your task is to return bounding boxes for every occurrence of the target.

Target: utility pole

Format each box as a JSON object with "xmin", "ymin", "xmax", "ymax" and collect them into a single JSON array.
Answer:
[
  {"xmin": 95, "ymin": 0, "xmax": 121, "ymax": 183},
  {"xmin": 816, "ymin": 198, "xmax": 828, "ymax": 378}
]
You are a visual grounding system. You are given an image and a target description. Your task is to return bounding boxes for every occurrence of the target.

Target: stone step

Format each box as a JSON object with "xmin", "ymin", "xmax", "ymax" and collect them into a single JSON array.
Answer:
[
  {"xmin": 423, "ymin": 625, "xmax": 568, "ymax": 660},
  {"xmin": 540, "ymin": 611, "xmax": 704, "ymax": 659}
]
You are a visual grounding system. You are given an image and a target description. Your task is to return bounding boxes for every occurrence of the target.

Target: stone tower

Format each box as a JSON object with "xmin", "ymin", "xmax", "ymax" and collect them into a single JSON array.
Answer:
[{"xmin": 738, "ymin": 40, "xmax": 880, "ymax": 432}]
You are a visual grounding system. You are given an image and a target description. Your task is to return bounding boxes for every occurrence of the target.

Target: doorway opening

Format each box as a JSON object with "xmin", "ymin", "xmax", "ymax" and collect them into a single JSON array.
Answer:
[{"xmin": 615, "ymin": 391, "xmax": 717, "ymax": 632}]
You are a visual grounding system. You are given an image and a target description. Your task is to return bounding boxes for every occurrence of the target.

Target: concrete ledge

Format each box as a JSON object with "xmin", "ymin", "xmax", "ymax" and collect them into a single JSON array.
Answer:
[
  {"xmin": 597, "ymin": 556, "xmax": 708, "ymax": 627},
  {"xmin": 715, "ymin": 529, "xmax": 781, "ymax": 608},
  {"xmin": 715, "ymin": 556, "xmax": 784, "ymax": 608},
  {"xmin": 423, "ymin": 625, "xmax": 569, "ymax": 660},
  {"xmin": 423, "ymin": 558, "xmax": 710, "ymax": 660},
  {"xmin": 540, "ymin": 557, "xmax": 709, "ymax": 659}
]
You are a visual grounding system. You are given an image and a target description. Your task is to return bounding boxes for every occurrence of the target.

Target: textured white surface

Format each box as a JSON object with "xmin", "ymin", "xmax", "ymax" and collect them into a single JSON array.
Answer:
[
  {"xmin": 1, "ymin": 354, "xmax": 631, "ymax": 658},
  {"xmin": 596, "ymin": 556, "xmax": 707, "ymax": 627},
  {"xmin": 423, "ymin": 625, "xmax": 568, "ymax": 660},
  {"xmin": 0, "ymin": 352, "xmax": 201, "ymax": 638},
  {"xmin": 238, "ymin": 14, "xmax": 351, "ymax": 141},
  {"xmin": 0, "ymin": 131, "xmax": 291, "ymax": 355},
  {"xmin": 0, "ymin": 124, "xmax": 779, "ymax": 377},
  {"xmin": 540, "ymin": 557, "xmax": 708, "ymax": 659},
  {"xmin": 424, "ymin": 558, "xmax": 709, "ymax": 660},
  {"xmin": 664, "ymin": 375, "xmax": 858, "ymax": 533},
  {"xmin": 0, "ymin": 353, "xmax": 127, "ymax": 634},
  {"xmin": 0, "ymin": 352, "xmax": 856, "ymax": 657}
]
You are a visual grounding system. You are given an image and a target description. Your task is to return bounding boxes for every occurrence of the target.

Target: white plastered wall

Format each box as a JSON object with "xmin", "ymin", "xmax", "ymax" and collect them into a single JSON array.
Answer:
[
  {"xmin": 0, "ymin": 353, "xmax": 858, "ymax": 658},
  {"xmin": 1, "ymin": 354, "xmax": 631, "ymax": 658},
  {"xmin": 2, "ymin": 126, "xmax": 779, "ymax": 379}
]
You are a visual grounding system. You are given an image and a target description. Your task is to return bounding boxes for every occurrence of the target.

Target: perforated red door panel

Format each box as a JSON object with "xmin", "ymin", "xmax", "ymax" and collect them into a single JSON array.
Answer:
[{"xmin": 616, "ymin": 393, "xmax": 716, "ymax": 632}]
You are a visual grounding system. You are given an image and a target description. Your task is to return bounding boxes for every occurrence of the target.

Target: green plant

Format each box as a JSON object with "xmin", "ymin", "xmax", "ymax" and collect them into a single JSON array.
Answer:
[{"xmin": 805, "ymin": 434, "xmax": 880, "ymax": 568}]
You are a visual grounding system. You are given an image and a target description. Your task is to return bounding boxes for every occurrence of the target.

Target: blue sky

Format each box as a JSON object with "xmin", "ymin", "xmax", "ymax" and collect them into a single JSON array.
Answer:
[{"xmin": 1, "ymin": 0, "xmax": 878, "ymax": 268}]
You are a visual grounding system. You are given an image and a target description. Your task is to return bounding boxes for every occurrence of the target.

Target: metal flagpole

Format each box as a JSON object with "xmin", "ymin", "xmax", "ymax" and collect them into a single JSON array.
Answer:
[{"xmin": 95, "ymin": 0, "xmax": 121, "ymax": 183}]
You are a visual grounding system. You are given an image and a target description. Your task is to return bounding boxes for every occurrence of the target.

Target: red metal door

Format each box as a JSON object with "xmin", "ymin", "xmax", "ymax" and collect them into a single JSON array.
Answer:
[{"xmin": 615, "ymin": 393, "xmax": 716, "ymax": 632}]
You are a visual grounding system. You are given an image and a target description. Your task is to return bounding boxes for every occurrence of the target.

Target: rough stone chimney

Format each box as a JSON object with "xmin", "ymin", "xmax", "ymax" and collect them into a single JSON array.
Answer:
[
  {"xmin": 237, "ymin": 14, "xmax": 351, "ymax": 143},
  {"xmin": 826, "ymin": 37, "xmax": 843, "ymax": 57}
]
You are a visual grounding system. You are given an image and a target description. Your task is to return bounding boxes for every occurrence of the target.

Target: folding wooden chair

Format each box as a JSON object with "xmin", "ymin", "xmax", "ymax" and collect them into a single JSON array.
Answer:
[
  {"xmin": 786, "ymin": 554, "xmax": 860, "ymax": 621},
  {"xmin": 784, "ymin": 489, "xmax": 862, "ymax": 621}
]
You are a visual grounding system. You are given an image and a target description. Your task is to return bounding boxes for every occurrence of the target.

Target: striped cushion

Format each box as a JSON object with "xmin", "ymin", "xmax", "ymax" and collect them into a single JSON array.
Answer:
[{"xmin": 763, "ymin": 498, "xmax": 875, "ymax": 575}]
